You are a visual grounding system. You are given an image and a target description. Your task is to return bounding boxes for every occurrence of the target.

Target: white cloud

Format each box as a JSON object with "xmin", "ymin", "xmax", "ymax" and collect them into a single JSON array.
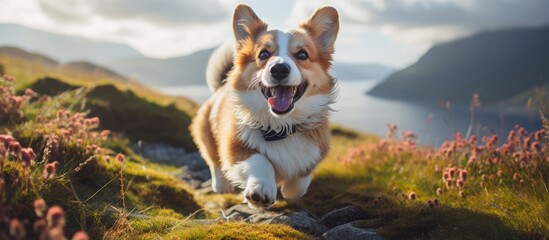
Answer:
[
  {"xmin": 0, "ymin": 0, "xmax": 234, "ymax": 58},
  {"xmin": 37, "ymin": 0, "xmax": 229, "ymax": 26},
  {"xmin": 289, "ymin": 0, "xmax": 549, "ymax": 66},
  {"xmin": 1, "ymin": 0, "xmax": 547, "ymax": 67}
]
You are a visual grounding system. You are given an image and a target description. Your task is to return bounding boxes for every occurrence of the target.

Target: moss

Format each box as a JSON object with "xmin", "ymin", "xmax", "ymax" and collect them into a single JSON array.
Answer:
[
  {"xmin": 330, "ymin": 124, "xmax": 360, "ymax": 139},
  {"xmin": 85, "ymin": 84, "xmax": 195, "ymax": 150},
  {"xmin": 105, "ymin": 217, "xmax": 313, "ymax": 240},
  {"xmin": 130, "ymin": 180, "xmax": 200, "ymax": 215},
  {"xmin": 24, "ymin": 76, "xmax": 78, "ymax": 96}
]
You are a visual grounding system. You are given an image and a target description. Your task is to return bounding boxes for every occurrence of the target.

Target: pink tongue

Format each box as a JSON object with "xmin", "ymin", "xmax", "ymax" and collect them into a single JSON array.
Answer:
[{"xmin": 268, "ymin": 86, "xmax": 294, "ymax": 112}]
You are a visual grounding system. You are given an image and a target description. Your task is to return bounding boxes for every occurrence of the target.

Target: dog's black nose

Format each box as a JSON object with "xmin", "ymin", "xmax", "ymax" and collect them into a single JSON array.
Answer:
[{"xmin": 270, "ymin": 63, "xmax": 290, "ymax": 81}]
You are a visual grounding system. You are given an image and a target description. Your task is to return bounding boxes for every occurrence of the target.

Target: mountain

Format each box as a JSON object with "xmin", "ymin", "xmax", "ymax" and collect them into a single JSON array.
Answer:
[
  {"xmin": 0, "ymin": 23, "xmax": 144, "ymax": 63},
  {"xmin": 0, "ymin": 46, "xmax": 130, "ymax": 83},
  {"xmin": 368, "ymin": 26, "xmax": 549, "ymax": 105},
  {"xmin": 0, "ymin": 46, "xmax": 58, "ymax": 67},
  {"xmin": 62, "ymin": 61, "xmax": 128, "ymax": 82},
  {"xmin": 0, "ymin": 23, "xmax": 396, "ymax": 86}
]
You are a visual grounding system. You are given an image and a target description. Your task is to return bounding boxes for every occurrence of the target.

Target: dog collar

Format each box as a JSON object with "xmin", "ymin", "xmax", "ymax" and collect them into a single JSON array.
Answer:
[{"xmin": 262, "ymin": 125, "xmax": 297, "ymax": 141}]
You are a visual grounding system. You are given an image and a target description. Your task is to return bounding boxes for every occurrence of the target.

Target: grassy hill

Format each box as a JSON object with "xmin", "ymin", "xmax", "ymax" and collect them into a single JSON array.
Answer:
[
  {"xmin": 0, "ymin": 46, "xmax": 197, "ymax": 114},
  {"xmin": 368, "ymin": 25, "xmax": 549, "ymax": 106},
  {"xmin": 26, "ymin": 78, "xmax": 195, "ymax": 150},
  {"xmin": 0, "ymin": 46, "xmax": 198, "ymax": 149},
  {"xmin": 0, "ymin": 47, "xmax": 547, "ymax": 239},
  {"xmin": 0, "ymin": 54, "xmax": 305, "ymax": 239}
]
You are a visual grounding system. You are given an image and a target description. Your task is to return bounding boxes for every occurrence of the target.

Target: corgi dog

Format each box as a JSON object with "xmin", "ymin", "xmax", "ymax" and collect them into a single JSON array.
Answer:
[{"xmin": 191, "ymin": 4, "xmax": 339, "ymax": 208}]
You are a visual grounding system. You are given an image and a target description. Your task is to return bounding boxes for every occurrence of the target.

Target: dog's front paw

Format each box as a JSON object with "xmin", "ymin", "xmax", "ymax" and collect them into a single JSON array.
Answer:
[{"xmin": 243, "ymin": 181, "xmax": 277, "ymax": 209}]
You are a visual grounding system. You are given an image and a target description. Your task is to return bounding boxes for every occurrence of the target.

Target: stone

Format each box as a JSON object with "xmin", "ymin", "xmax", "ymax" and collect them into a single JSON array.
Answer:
[
  {"xmin": 322, "ymin": 222, "xmax": 382, "ymax": 240},
  {"xmin": 248, "ymin": 212, "xmax": 282, "ymax": 223},
  {"xmin": 320, "ymin": 205, "xmax": 368, "ymax": 228},
  {"xmin": 224, "ymin": 204, "xmax": 261, "ymax": 220},
  {"xmin": 134, "ymin": 143, "xmax": 211, "ymax": 185},
  {"xmin": 267, "ymin": 212, "xmax": 329, "ymax": 236}
]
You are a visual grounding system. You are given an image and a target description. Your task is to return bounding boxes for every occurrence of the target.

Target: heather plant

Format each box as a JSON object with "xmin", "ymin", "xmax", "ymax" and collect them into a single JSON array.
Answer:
[
  {"xmin": 0, "ymin": 74, "xmax": 100, "ymax": 238},
  {"xmin": 325, "ymin": 121, "xmax": 548, "ymax": 238},
  {"xmin": 0, "ymin": 74, "xmax": 34, "ymax": 124},
  {"xmin": 0, "ymin": 72, "xmax": 204, "ymax": 239}
]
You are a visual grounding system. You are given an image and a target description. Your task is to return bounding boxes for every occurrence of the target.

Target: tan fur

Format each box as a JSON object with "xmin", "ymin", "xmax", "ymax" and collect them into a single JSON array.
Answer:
[
  {"xmin": 191, "ymin": 85, "xmax": 258, "ymax": 166},
  {"xmin": 191, "ymin": 4, "xmax": 339, "ymax": 205}
]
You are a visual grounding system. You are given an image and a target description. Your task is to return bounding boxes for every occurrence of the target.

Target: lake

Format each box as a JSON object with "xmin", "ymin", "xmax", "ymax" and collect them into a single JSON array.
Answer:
[{"xmin": 157, "ymin": 80, "xmax": 541, "ymax": 147}]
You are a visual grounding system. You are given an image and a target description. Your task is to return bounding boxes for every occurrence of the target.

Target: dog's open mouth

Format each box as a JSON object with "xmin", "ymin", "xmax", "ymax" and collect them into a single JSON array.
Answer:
[{"xmin": 261, "ymin": 81, "xmax": 308, "ymax": 114}]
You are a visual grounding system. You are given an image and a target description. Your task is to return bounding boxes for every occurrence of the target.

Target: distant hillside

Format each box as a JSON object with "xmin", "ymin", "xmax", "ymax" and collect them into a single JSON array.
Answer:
[
  {"xmin": 62, "ymin": 61, "xmax": 128, "ymax": 82},
  {"xmin": 0, "ymin": 46, "xmax": 58, "ymax": 67},
  {"xmin": 110, "ymin": 48, "xmax": 214, "ymax": 86},
  {"xmin": 331, "ymin": 63, "xmax": 395, "ymax": 81},
  {"xmin": 368, "ymin": 26, "xmax": 549, "ymax": 105},
  {"xmin": 0, "ymin": 46, "xmax": 129, "ymax": 83},
  {"xmin": 0, "ymin": 23, "xmax": 143, "ymax": 63},
  {"xmin": 110, "ymin": 48, "xmax": 396, "ymax": 86}
]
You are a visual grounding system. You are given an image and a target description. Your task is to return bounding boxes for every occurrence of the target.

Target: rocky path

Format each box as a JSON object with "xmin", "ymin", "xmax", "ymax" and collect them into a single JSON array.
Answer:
[{"xmin": 136, "ymin": 143, "xmax": 383, "ymax": 239}]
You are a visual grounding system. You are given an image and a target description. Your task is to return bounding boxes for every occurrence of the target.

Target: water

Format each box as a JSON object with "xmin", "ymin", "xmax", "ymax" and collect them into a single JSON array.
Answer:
[{"xmin": 157, "ymin": 80, "xmax": 541, "ymax": 147}]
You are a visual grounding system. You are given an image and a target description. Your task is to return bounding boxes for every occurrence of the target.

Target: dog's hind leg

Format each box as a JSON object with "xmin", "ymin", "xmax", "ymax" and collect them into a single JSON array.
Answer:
[
  {"xmin": 280, "ymin": 174, "xmax": 312, "ymax": 200},
  {"xmin": 190, "ymin": 100, "xmax": 233, "ymax": 193},
  {"xmin": 210, "ymin": 165, "xmax": 233, "ymax": 193}
]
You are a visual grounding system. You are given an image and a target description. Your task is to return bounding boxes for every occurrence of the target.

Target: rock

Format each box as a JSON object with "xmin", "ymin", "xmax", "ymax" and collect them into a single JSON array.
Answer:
[
  {"xmin": 295, "ymin": 209, "xmax": 320, "ymax": 220},
  {"xmin": 135, "ymin": 142, "xmax": 207, "ymax": 170},
  {"xmin": 267, "ymin": 212, "xmax": 329, "ymax": 236},
  {"xmin": 134, "ymin": 142, "xmax": 211, "ymax": 185},
  {"xmin": 323, "ymin": 222, "xmax": 382, "ymax": 240},
  {"xmin": 224, "ymin": 204, "xmax": 258, "ymax": 219},
  {"xmin": 174, "ymin": 165, "xmax": 211, "ymax": 188},
  {"xmin": 222, "ymin": 205, "xmax": 328, "ymax": 235},
  {"xmin": 320, "ymin": 205, "xmax": 368, "ymax": 228}
]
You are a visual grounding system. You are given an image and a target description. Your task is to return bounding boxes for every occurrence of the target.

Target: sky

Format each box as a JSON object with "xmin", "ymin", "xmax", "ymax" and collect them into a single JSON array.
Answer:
[{"xmin": 0, "ymin": 0, "xmax": 548, "ymax": 68}]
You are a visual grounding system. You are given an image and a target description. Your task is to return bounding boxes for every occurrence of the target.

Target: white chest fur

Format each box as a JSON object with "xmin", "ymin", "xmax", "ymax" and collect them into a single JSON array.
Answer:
[{"xmin": 237, "ymin": 126, "xmax": 321, "ymax": 181}]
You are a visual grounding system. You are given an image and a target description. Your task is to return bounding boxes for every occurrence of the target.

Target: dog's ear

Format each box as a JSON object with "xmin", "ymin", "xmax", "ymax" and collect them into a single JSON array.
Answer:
[
  {"xmin": 300, "ymin": 6, "xmax": 339, "ymax": 53},
  {"xmin": 233, "ymin": 4, "xmax": 267, "ymax": 48}
]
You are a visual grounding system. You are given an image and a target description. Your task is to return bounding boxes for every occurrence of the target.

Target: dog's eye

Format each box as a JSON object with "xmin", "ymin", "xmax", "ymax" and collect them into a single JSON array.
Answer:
[
  {"xmin": 258, "ymin": 49, "xmax": 270, "ymax": 60},
  {"xmin": 295, "ymin": 50, "xmax": 309, "ymax": 60}
]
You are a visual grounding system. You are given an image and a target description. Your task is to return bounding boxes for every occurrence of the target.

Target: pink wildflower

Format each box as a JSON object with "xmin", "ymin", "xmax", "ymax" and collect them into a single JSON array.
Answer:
[
  {"xmin": 116, "ymin": 153, "xmax": 125, "ymax": 164},
  {"xmin": 408, "ymin": 192, "xmax": 417, "ymax": 201},
  {"xmin": 34, "ymin": 198, "xmax": 47, "ymax": 218},
  {"xmin": 46, "ymin": 206, "xmax": 65, "ymax": 228},
  {"xmin": 43, "ymin": 161, "xmax": 59, "ymax": 179},
  {"xmin": 20, "ymin": 147, "xmax": 36, "ymax": 167},
  {"xmin": 72, "ymin": 231, "xmax": 90, "ymax": 240}
]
